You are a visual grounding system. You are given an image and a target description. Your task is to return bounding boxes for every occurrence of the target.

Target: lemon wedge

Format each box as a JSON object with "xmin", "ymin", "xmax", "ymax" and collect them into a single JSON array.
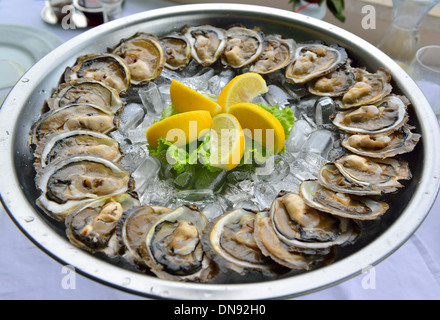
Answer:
[
  {"xmin": 228, "ymin": 102, "xmax": 285, "ymax": 153},
  {"xmin": 209, "ymin": 113, "xmax": 245, "ymax": 171},
  {"xmin": 146, "ymin": 110, "xmax": 213, "ymax": 148},
  {"xmin": 217, "ymin": 72, "xmax": 269, "ymax": 111},
  {"xmin": 170, "ymin": 79, "xmax": 222, "ymax": 116}
]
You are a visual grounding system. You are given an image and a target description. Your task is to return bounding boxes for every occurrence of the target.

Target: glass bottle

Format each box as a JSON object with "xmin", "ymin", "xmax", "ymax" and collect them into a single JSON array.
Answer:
[{"xmin": 377, "ymin": 0, "xmax": 440, "ymax": 69}]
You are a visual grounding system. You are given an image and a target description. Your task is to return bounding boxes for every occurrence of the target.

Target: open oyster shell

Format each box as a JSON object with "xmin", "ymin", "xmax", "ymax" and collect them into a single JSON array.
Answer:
[
  {"xmin": 111, "ymin": 33, "xmax": 166, "ymax": 85},
  {"xmin": 65, "ymin": 193, "xmax": 140, "ymax": 256},
  {"xmin": 221, "ymin": 26, "xmax": 266, "ymax": 69},
  {"xmin": 35, "ymin": 155, "xmax": 134, "ymax": 222},
  {"xmin": 184, "ymin": 25, "xmax": 227, "ymax": 66},
  {"xmin": 341, "ymin": 125, "xmax": 421, "ymax": 159},
  {"xmin": 47, "ymin": 80, "xmax": 123, "ymax": 114},
  {"xmin": 340, "ymin": 68, "xmax": 392, "ymax": 109},
  {"xmin": 285, "ymin": 42, "xmax": 348, "ymax": 84},
  {"xmin": 120, "ymin": 205, "xmax": 173, "ymax": 269},
  {"xmin": 30, "ymin": 103, "xmax": 119, "ymax": 146},
  {"xmin": 299, "ymin": 180, "xmax": 389, "ymax": 221},
  {"xmin": 270, "ymin": 192, "xmax": 361, "ymax": 255},
  {"xmin": 63, "ymin": 54, "xmax": 131, "ymax": 94},
  {"xmin": 331, "ymin": 95, "xmax": 409, "ymax": 135},
  {"xmin": 143, "ymin": 205, "xmax": 218, "ymax": 282},
  {"xmin": 160, "ymin": 33, "xmax": 192, "ymax": 71},
  {"xmin": 254, "ymin": 210, "xmax": 336, "ymax": 270},
  {"xmin": 33, "ymin": 130, "xmax": 123, "ymax": 172},
  {"xmin": 201, "ymin": 208, "xmax": 285, "ymax": 276},
  {"xmin": 249, "ymin": 34, "xmax": 296, "ymax": 74}
]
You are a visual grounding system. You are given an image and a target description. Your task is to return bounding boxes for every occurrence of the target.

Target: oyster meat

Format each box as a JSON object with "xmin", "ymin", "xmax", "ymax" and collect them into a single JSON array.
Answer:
[
  {"xmin": 63, "ymin": 54, "xmax": 131, "ymax": 94},
  {"xmin": 160, "ymin": 33, "xmax": 192, "ymax": 71},
  {"xmin": 47, "ymin": 80, "xmax": 123, "ymax": 114},
  {"xmin": 300, "ymin": 180, "xmax": 389, "ymax": 221},
  {"xmin": 341, "ymin": 125, "xmax": 421, "ymax": 159},
  {"xmin": 250, "ymin": 34, "xmax": 296, "ymax": 74},
  {"xmin": 341, "ymin": 68, "xmax": 392, "ymax": 109},
  {"xmin": 35, "ymin": 155, "xmax": 134, "ymax": 221},
  {"xmin": 202, "ymin": 208, "xmax": 284, "ymax": 276},
  {"xmin": 30, "ymin": 103, "xmax": 118, "ymax": 146},
  {"xmin": 270, "ymin": 192, "xmax": 360, "ymax": 254},
  {"xmin": 221, "ymin": 26, "xmax": 266, "ymax": 69},
  {"xmin": 285, "ymin": 42, "xmax": 348, "ymax": 84},
  {"xmin": 144, "ymin": 205, "xmax": 218, "ymax": 282},
  {"xmin": 331, "ymin": 95, "xmax": 409, "ymax": 135},
  {"xmin": 184, "ymin": 25, "xmax": 227, "ymax": 66},
  {"xmin": 34, "ymin": 130, "xmax": 123, "ymax": 171},
  {"xmin": 65, "ymin": 193, "xmax": 140, "ymax": 256},
  {"xmin": 111, "ymin": 33, "xmax": 166, "ymax": 85}
]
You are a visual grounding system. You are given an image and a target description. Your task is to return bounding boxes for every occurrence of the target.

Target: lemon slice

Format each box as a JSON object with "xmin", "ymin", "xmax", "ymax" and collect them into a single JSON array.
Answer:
[
  {"xmin": 217, "ymin": 72, "xmax": 269, "ymax": 111},
  {"xmin": 170, "ymin": 79, "xmax": 222, "ymax": 116},
  {"xmin": 209, "ymin": 113, "xmax": 245, "ymax": 171},
  {"xmin": 228, "ymin": 102, "xmax": 285, "ymax": 153},
  {"xmin": 146, "ymin": 110, "xmax": 213, "ymax": 148}
]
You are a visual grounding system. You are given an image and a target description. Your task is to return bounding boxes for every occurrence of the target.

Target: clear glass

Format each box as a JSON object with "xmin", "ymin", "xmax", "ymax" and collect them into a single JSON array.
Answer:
[
  {"xmin": 407, "ymin": 45, "xmax": 440, "ymax": 122},
  {"xmin": 99, "ymin": 0, "xmax": 124, "ymax": 23},
  {"xmin": 377, "ymin": 0, "xmax": 440, "ymax": 69}
]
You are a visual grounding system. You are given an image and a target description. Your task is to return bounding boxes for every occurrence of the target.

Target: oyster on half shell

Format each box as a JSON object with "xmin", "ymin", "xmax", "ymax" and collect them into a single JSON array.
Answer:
[
  {"xmin": 160, "ymin": 33, "xmax": 192, "ymax": 71},
  {"xmin": 221, "ymin": 26, "xmax": 266, "ymax": 69},
  {"xmin": 285, "ymin": 42, "xmax": 348, "ymax": 84},
  {"xmin": 35, "ymin": 155, "xmax": 134, "ymax": 222},
  {"xmin": 65, "ymin": 193, "xmax": 140, "ymax": 256},
  {"xmin": 184, "ymin": 25, "xmax": 227, "ymax": 66},
  {"xmin": 299, "ymin": 180, "xmax": 389, "ymax": 221}
]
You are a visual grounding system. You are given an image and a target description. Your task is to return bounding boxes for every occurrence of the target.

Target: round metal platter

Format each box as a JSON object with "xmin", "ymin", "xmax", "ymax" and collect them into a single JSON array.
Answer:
[{"xmin": 0, "ymin": 4, "xmax": 440, "ymax": 300}]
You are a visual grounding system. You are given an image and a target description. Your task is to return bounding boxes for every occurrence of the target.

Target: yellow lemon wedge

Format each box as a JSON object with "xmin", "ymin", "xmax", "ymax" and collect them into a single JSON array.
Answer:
[
  {"xmin": 146, "ymin": 110, "xmax": 213, "ymax": 148},
  {"xmin": 170, "ymin": 79, "xmax": 222, "ymax": 116},
  {"xmin": 217, "ymin": 72, "xmax": 269, "ymax": 111},
  {"xmin": 209, "ymin": 113, "xmax": 245, "ymax": 171},
  {"xmin": 228, "ymin": 102, "xmax": 285, "ymax": 154}
]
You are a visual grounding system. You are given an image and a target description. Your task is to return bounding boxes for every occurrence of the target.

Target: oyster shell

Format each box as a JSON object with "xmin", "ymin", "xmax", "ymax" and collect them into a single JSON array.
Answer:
[
  {"xmin": 34, "ymin": 130, "xmax": 123, "ymax": 171},
  {"xmin": 184, "ymin": 25, "xmax": 227, "ymax": 66},
  {"xmin": 201, "ymin": 208, "xmax": 285, "ymax": 276},
  {"xmin": 299, "ymin": 180, "xmax": 389, "ymax": 221},
  {"xmin": 254, "ymin": 210, "xmax": 336, "ymax": 270},
  {"xmin": 30, "ymin": 103, "xmax": 118, "ymax": 146},
  {"xmin": 221, "ymin": 26, "xmax": 266, "ymax": 69},
  {"xmin": 250, "ymin": 34, "xmax": 296, "ymax": 74},
  {"xmin": 341, "ymin": 68, "xmax": 392, "ymax": 109},
  {"xmin": 334, "ymin": 154, "xmax": 411, "ymax": 190},
  {"xmin": 63, "ymin": 54, "xmax": 131, "ymax": 94},
  {"xmin": 144, "ymin": 205, "xmax": 218, "ymax": 282},
  {"xmin": 285, "ymin": 42, "xmax": 348, "ymax": 84},
  {"xmin": 47, "ymin": 80, "xmax": 123, "ymax": 114},
  {"xmin": 270, "ymin": 192, "xmax": 360, "ymax": 254},
  {"xmin": 120, "ymin": 206, "xmax": 173, "ymax": 268},
  {"xmin": 341, "ymin": 125, "xmax": 421, "ymax": 159},
  {"xmin": 331, "ymin": 95, "xmax": 409, "ymax": 135},
  {"xmin": 65, "ymin": 193, "xmax": 140, "ymax": 256},
  {"xmin": 111, "ymin": 33, "xmax": 166, "ymax": 85},
  {"xmin": 35, "ymin": 155, "xmax": 134, "ymax": 221},
  {"xmin": 307, "ymin": 61, "xmax": 356, "ymax": 97},
  {"xmin": 160, "ymin": 33, "xmax": 192, "ymax": 71}
]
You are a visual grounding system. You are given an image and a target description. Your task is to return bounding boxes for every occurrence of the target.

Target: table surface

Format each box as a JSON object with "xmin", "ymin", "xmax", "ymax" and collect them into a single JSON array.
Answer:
[{"xmin": 1, "ymin": 0, "xmax": 440, "ymax": 300}]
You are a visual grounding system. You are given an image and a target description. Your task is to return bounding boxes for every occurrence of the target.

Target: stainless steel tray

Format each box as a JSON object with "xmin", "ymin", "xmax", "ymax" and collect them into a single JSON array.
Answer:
[{"xmin": 1, "ymin": 4, "xmax": 440, "ymax": 300}]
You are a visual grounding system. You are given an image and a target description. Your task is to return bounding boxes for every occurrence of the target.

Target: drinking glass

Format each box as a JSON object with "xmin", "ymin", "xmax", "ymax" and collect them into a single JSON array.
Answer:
[
  {"xmin": 99, "ymin": 0, "xmax": 124, "ymax": 23},
  {"xmin": 407, "ymin": 46, "xmax": 440, "ymax": 122},
  {"xmin": 0, "ymin": 60, "xmax": 25, "ymax": 106}
]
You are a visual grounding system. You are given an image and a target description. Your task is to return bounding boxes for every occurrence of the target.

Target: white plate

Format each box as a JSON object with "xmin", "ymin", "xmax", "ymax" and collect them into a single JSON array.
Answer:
[{"xmin": 0, "ymin": 24, "xmax": 63, "ymax": 105}]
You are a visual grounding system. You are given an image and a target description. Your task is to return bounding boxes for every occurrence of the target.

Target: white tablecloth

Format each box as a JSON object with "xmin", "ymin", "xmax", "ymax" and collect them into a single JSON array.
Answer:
[{"xmin": 1, "ymin": 0, "xmax": 440, "ymax": 300}]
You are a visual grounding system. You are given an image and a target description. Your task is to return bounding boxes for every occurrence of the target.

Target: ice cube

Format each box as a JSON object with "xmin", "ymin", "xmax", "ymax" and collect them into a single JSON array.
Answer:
[
  {"xmin": 265, "ymin": 85, "xmax": 290, "ymax": 108},
  {"xmin": 180, "ymin": 59, "xmax": 204, "ymax": 78},
  {"xmin": 285, "ymin": 119, "xmax": 313, "ymax": 154},
  {"xmin": 315, "ymin": 97, "xmax": 336, "ymax": 128},
  {"xmin": 140, "ymin": 178, "xmax": 176, "ymax": 207},
  {"xmin": 118, "ymin": 144, "xmax": 147, "ymax": 173},
  {"xmin": 173, "ymin": 189, "xmax": 216, "ymax": 206},
  {"xmin": 271, "ymin": 173, "xmax": 302, "ymax": 195},
  {"xmin": 139, "ymin": 82, "xmax": 165, "ymax": 115},
  {"xmin": 301, "ymin": 129, "xmax": 334, "ymax": 158},
  {"xmin": 118, "ymin": 103, "xmax": 145, "ymax": 130},
  {"xmin": 257, "ymin": 155, "xmax": 290, "ymax": 182},
  {"xmin": 125, "ymin": 127, "xmax": 148, "ymax": 145},
  {"xmin": 290, "ymin": 158, "xmax": 319, "ymax": 181},
  {"xmin": 203, "ymin": 203, "xmax": 224, "ymax": 221},
  {"xmin": 108, "ymin": 130, "xmax": 131, "ymax": 148},
  {"xmin": 180, "ymin": 75, "xmax": 209, "ymax": 92},
  {"xmin": 132, "ymin": 156, "xmax": 161, "ymax": 194},
  {"xmin": 234, "ymin": 199, "xmax": 260, "ymax": 211},
  {"xmin": 254, "ymin": 182, "xmax": 278, "ymax": 209}
]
